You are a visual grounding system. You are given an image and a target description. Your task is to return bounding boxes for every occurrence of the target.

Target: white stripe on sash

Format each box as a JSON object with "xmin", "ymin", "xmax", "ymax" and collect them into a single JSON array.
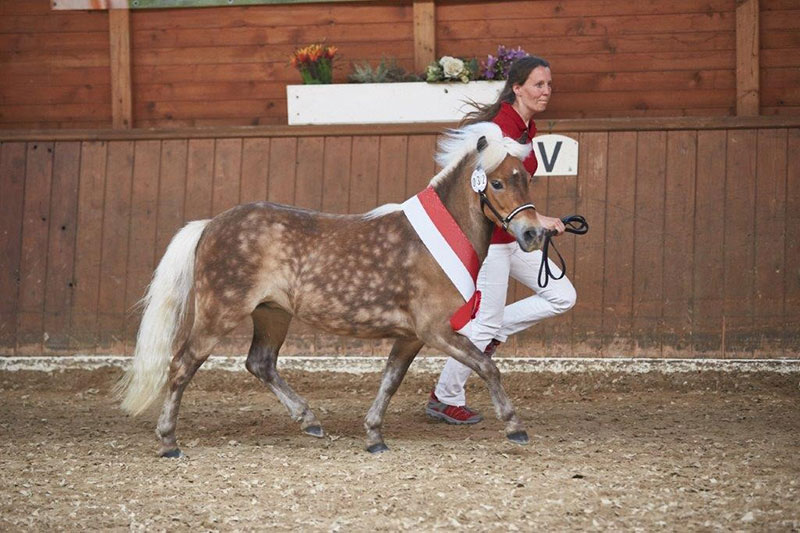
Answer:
[{"xmin": 402, "ymin": 195, "xmax": 476, "ymax": 301}]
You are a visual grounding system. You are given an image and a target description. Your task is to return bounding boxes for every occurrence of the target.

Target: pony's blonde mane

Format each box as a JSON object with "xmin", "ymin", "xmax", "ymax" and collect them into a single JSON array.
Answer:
[
  {"xmin": 430, "ymin": 122, "xmax": 532, "ymax": 187},
  {"xmin": 363, "ymin": 203, "xmax": 402, "ymax": 220}
]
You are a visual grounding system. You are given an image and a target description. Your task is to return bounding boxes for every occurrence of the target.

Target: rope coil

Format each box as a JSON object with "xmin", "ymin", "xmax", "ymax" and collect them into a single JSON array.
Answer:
[{"xmin": 537, "ymin": 215, "xmax": 589, "ymax": 288}]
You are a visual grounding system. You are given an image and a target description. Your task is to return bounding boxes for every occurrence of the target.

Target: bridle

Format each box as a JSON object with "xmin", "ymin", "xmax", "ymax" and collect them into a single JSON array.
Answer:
[
  {"xmin": 472, "ymin": 164, "xmax": 536, "ymax": 232},
  {"xmin": 472, "ymin": 164, "xmax": 588, "ymax": 289},
  {"xmin": 478, "ymin": 190, "xmax": 536, "ymax": 232}
]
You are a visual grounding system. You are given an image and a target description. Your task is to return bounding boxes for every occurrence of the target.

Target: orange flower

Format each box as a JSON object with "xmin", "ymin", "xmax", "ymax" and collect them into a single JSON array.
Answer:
[
  {"xmin": 291, "ymin": 43, "xmax": 336, "ymax": 66},
  {"xmin": 307, "ymin": 45, "xmax": 322, "ymax": 62},
  {"xmin": 290, "ymin": 43, "xmax": 336, "ymax": 84}
]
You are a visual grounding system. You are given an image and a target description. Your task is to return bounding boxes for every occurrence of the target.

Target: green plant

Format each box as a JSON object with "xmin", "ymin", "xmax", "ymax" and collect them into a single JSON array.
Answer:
[{"xmin": 348, "ymin": 58, "xmax": 420, "ymax": 83}]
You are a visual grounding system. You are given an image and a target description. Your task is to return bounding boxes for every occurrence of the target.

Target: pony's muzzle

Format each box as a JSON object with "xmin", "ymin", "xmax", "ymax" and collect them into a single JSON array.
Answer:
[{"xmin": 514, "ymin": 223, "xmax": 548, "ymax": 252}]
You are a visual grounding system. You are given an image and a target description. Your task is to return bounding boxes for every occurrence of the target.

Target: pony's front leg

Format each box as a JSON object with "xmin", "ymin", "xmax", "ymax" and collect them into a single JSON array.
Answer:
[
  {"xmin": 426, "ymin": 332, "xmax": 528, "ymax": 444},
  {"xmin": 364, "ymin": 337, "xmax": 425, "ymax": 453}
]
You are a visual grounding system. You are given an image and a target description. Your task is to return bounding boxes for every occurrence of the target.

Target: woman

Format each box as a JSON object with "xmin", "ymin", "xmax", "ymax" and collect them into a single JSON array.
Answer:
[{"xmin": 426, "ymin": 56, "xmax": 577, "ymax": 424}]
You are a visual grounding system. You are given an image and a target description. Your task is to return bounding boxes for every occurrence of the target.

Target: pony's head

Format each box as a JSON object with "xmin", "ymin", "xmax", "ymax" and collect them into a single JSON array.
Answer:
[{"xmin": 433, "ymin": 122, "xmax": 547, "ymax": 251}]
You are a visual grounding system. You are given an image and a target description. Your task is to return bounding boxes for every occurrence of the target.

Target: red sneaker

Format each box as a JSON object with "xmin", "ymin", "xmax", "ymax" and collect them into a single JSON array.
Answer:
[
  {"xmin": 425, "ymin": 391, "xmax": 483, "ymax": 425},
  {"xmin": 484, "ymin": 339, "xmax": 501, "ymax": 357}
]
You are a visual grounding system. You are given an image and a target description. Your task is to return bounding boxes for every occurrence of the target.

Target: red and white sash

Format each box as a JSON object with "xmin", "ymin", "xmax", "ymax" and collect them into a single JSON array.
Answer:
[{"xmin": 402, "ymin": 187, "xmax": 481, "ymax": 335}]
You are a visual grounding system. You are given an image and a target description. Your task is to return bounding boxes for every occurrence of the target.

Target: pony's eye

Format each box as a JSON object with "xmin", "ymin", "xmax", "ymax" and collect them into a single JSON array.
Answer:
[{"xmin": 490, "ymin": 180, "xmax": 503, "ymax": 190}]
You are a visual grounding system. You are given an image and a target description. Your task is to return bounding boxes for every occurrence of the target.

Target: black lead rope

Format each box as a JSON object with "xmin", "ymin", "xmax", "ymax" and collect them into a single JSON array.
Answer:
[{"xmin": 537, "ymin": 215, "xmax": 589, "ymax": 288}]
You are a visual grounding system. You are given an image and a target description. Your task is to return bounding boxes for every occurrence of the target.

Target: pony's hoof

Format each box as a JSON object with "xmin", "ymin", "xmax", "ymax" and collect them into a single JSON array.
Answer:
[
  {"xmin": 366, "ymin": 443, "xmax": 389, "ymax": 454},
  {"xmin": 160, "ymin": 448, "xmax": 184, "ymax": 458},
  {"xmin": 303, "ymin": 425, "xmax": 325, "ymax": 438},
  {"xmin": 506, "ymin": 430, "xmax": 529, "ymax": 445}
]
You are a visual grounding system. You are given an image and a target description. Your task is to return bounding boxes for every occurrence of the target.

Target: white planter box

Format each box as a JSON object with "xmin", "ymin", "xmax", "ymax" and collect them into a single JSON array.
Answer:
[{"xmin": 286, "ymin": 81, "xmax": 505, "ymax": 125}]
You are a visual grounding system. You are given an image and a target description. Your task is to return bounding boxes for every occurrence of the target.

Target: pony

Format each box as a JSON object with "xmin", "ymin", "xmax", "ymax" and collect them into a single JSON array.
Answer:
[{"xmin": 116, "ymin": 122, "xmax": 549, "ymax": 455}]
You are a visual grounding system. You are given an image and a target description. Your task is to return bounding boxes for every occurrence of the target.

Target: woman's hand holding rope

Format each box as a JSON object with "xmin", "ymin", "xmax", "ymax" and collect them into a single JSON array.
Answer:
[{"xmin": 537, "ymin": 215, "xmax": 589, "ymax": 288}]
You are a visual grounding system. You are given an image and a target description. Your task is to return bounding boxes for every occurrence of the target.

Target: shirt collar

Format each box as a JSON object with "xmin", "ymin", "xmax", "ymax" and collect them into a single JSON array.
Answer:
[{"xmin": 499, "ymin": 102, "xmax": 535, "ymax": 140}]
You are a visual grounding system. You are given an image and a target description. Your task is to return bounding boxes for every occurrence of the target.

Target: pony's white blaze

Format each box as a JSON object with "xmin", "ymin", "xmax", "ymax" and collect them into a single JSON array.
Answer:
[{"xmin": 114, "ymin": 219, "xmax": 210, "ymax": 415}]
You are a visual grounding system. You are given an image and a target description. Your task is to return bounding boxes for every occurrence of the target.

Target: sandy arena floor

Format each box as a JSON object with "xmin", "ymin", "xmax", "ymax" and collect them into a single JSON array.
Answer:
[{"xmin": 1, "ymin": 367, "xmax": 798, "ymax": 531}]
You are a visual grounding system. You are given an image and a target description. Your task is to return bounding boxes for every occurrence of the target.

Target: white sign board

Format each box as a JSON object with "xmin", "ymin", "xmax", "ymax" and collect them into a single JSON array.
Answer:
[{"xmin": 532, "ymin": 134, "xmax": 579, "ymax": 176}]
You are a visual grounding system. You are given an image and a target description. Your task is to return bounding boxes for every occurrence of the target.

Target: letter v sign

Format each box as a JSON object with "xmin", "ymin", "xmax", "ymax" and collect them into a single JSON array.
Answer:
[
  {"xmin": 532, "ymin": 134, "xmax": 579, "ymax": 176},
  {"xmin": 537, "ymin": 141, "xmax": 562, "ymax": 172}
]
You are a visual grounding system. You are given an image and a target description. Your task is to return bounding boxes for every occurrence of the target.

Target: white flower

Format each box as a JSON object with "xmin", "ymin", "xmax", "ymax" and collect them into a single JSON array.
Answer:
[{"xmin": 439, "ymin": 56, "xmax": 465, "ymax": 79}]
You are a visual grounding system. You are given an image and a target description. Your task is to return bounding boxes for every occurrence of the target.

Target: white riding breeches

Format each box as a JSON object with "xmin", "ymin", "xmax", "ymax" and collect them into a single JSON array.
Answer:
[{"xmin": 434, "ymin": 242, "xmax": 577, "ymax": 406}]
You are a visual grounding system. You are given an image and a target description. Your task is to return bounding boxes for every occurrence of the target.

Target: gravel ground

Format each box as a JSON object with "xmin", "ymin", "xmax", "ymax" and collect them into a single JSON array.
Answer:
[{"xmin": 1, "ymin": 367, "xmax": 798, "ymax": 531}]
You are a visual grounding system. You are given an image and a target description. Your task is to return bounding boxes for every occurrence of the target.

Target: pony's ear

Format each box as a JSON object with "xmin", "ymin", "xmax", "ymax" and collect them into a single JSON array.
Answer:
[{"xmin": 476, "ymin": 136, "xmax": 488, "ymax": 152}]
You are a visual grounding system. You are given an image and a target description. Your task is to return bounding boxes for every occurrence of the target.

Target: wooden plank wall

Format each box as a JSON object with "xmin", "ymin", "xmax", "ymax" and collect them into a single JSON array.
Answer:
[
  {"xmin": 437, "ymin": 0, "xmax": 740, "ymax": 118},
  {"xmin": 2, "ymin": 0, "xmax": 799, "ymax": 129},
  {"xmin": 128, "ymin": 2, "xmax": 413, "ymax": 128},
  {"xmin": 1, "ymin": 123, "xmax": 797, "ymax": 358},
  {"xmin": 0, "ymin": 0, "xmax": 414, "ymax": 129},
  {"xmin": 0, "ymin": 1, "xmax": 111, "ymax": 129},
  {"xmin": 761, "ymin": 0, "xmax": 800, "ymax": 115}
]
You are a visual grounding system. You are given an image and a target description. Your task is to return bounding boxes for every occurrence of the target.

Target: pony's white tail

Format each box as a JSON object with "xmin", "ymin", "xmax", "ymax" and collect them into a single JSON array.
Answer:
[{"xmin": 114, "ymin": 219, "xmax": 210, "ymax": 416}]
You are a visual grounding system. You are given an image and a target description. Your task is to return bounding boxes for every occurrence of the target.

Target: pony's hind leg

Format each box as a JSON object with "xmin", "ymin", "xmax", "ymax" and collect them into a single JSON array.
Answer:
[
  {"xmin": 155, "ymin": 331, "xmax": 220, "ymax": 457},
  {"xmin": 245, "ymin": 305, "xmax": 324, "ymax": 437},
  {"xmin": 364, "ymin": 337, "xmax": 425, "ymax": 453}
]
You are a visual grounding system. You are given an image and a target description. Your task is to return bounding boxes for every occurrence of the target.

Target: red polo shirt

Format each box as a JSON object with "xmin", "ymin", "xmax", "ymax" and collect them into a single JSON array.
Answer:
[{"xmin": 490, "ymin": 102, "xmax": 538, "ymax": 243}]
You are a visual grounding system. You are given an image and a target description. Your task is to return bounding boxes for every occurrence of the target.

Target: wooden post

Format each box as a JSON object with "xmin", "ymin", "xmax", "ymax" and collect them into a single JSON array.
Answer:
[
  {"xmin": 109, "ymin": 8, "xmax": 133, "ymax": 129},
  {"xmin": 736, "ymin": 0, "xmax": 759, "ymax": 116},
  {"xmin": 413, "ymin": 0, "xmax": 435, "ymax": 73}
]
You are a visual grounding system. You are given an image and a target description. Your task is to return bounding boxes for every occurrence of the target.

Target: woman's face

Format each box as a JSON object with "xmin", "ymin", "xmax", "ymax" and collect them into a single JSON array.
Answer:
[{"xmin": 513, "ymin": 66, "xmax": 552, "ymax": 116}]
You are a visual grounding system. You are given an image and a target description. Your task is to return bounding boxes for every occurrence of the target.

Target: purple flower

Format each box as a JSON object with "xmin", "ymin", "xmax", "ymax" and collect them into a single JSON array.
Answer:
[
  {"xmin": 481, "ymin": 54, "xmax": 498, "ymax": 79},
  {"xmin": 480, "ymin": 45, "xmax": 528, "ymax": 80}
]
